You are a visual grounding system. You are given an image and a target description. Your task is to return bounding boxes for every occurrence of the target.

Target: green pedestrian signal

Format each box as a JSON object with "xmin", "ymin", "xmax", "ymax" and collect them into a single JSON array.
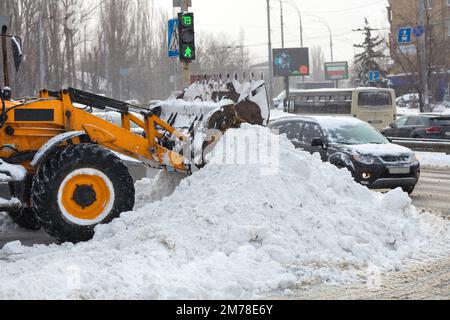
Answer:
[
  {"xmin": 178, "ymin": 12, "xmax": 195, "ymax": 62},
  {"xmin": 183, "ymin": 46, "xmax": 193, "ymax": 58}
]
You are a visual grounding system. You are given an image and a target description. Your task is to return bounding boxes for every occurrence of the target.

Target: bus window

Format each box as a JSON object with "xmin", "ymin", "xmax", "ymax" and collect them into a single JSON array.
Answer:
[{"xmin": 358, "ymin": 92, "xmax": 392, "ymax": 107}]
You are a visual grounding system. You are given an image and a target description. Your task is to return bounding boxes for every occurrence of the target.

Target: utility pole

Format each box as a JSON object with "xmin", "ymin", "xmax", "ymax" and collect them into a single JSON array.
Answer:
[
  {"xmin": 266, "ymin": 0, "xmax": 274, "ymax": 108},
  {"xmin": 418, "ymin": 0, "xmax": 430, "ymax": 112},
  {"xmin": 181, "ymin": 0, "xmax": 191, "ymax": 87},
  {"xmin": 280, "ymin": 0, "xmax": 289, "ymax": 110}
]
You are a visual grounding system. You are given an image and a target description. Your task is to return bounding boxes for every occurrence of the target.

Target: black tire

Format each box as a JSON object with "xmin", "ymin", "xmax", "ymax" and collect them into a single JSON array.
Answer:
[
  {"xmin": 7, "ymin": 208, "xmax": 41, "ymax": 231},
  {"xmin": 402, "ymin": 185, "xmax": 416, "ymax": 195},
  {"xmin": 31, "ymin": 144, "xmax": 135, "ymax": 243}
]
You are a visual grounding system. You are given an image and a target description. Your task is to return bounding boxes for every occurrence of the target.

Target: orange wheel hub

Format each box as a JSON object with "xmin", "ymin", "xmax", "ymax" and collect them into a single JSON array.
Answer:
[{"xmin": 60, "ymin": 173, "xmax": 111, "ymax": 221}]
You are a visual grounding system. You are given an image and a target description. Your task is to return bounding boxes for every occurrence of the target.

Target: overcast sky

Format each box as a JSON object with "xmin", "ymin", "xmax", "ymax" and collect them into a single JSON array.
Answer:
[{"xmin": 155, "ymin": 0, "xmax": 389, "ymax": 64}]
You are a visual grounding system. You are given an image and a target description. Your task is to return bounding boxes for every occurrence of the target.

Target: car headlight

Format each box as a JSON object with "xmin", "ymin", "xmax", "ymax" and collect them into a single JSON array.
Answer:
[
  {"xmin": 409, "ymin": 153, "xmax": 419, "ymax": 163},
  {"xmin": 353, "ymin": 154, "xmax": 377, "ymax": 164}
]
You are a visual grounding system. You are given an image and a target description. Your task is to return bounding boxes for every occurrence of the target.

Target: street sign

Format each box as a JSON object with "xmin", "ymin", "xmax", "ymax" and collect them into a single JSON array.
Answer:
[
  {"xmin": 413, "ymin": 25, "xmax": 425, "ymax": 37},
  {"xmin": 173, "ymin": 0, "xmax": 192, "ymax": 7},
  {"xmin": 0, "ymin": 15, "xmax": 10, "ymax": 28},
  {"xmin": 397, "ymin": 27, "xmax": 412, "ymax": 44},
  {"xmin": 168, "ymin": 18, "xmax": 180, "ymax": 58},
  {"xmin": 273, "ymin": 48, "xmax": 309, "ymax": 77},
  {"xmin": 398, "ymin": 44, "xmax": 417, "ymax": 56},
  {"xmin": 324, "ymin": 62, "xmax": 349, "ymax": 81},
  {"xmin": 369, "ymin": 71, "xmax": 381, "ymax": 82},
  {"xmin": 119, "ymin": 68, "xmax": 132, "ymax": 76}
]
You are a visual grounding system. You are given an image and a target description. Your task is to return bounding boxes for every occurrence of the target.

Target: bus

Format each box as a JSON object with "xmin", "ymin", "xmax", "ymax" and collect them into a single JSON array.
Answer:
[{"xmin": 285, "ymin": 87, "xmax": 397, "ymax": 130}]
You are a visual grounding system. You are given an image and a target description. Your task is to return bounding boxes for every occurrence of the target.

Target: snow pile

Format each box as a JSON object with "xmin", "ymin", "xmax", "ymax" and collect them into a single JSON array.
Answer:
[
  {"xmin": 0, "ymin": 212, "xmax": 17, "ymax": 233},
  {"xmin": 397, "ymin": 105, "xmax": 450, "ymax": 116},
  {"xmin": 0, "ymin": 125, "xmax": 449, "ymax": 300},
  {"xmin": 417, "ymin": 152, "xmax": 450, "ymax": 169}
]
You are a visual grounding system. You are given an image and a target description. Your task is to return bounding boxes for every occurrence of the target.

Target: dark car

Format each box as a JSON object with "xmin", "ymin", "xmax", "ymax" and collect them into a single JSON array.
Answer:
[
  {"xmin": 269, "ymin": 116, "xmax": 421, "ymax": 194},
  {"xmin": 382, "ymin": 114, "xmax": 450, "ymax": 139}
]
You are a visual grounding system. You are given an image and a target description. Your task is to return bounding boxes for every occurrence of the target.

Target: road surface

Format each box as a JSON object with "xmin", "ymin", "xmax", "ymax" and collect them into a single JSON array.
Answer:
[{"xmin": 410, "ymin": 168, "xmax": 450, "ymax": 218}]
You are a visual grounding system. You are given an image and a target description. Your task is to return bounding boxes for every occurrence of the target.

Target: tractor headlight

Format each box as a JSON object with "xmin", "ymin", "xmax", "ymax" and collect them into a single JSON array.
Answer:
[{"xmin": 353, "ymin": 154, "xmax": 377, "ymax": 165}]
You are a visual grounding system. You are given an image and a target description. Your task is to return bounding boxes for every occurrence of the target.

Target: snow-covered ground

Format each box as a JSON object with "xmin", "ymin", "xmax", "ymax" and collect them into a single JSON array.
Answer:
[
  {"xmin": 0, "ymin": 125, "xmax": 448, "ymax": 300},
  {"xmin": 397, "ymin": 105, "xmax": 450, "ymax": 116},
  {"xmin": 417, "ymin": 152, "xmax": 450, "ymax": 169}
]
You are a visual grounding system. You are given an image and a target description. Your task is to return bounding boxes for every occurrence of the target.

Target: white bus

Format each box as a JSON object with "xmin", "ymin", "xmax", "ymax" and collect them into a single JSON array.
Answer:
[{"xmin": 285, "ymin": 87, "xmax": 397, "ymax": 130}]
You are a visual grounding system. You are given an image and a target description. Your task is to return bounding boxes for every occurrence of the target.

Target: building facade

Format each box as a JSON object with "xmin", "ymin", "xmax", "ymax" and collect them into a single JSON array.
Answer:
[{"xmin": 387, "ymin": 0, "xmax": 450, "ymax": 101}]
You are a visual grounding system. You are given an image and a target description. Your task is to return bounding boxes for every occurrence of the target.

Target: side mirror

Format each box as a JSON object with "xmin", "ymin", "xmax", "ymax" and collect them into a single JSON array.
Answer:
[
  {"xmin": 389, "ymin": 123, "xmax": 396, "ymax": 129},
  {"xmin": 311, "ymin": 137, "xmax": 325, "ymax": 148}
]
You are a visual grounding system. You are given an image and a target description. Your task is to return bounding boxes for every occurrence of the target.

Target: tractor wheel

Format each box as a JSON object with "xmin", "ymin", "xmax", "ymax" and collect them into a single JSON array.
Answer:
[
  {"xmin": 7, "ymin": 208, "xmax": 41, "ymax": 231},
  {"xmin": 31, "ymin": 144, "xmax": 135, "ymax": 243}
]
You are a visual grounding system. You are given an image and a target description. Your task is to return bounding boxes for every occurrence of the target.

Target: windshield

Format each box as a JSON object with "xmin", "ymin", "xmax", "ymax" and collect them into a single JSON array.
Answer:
[
  {"xmin": 323, "ymin": 122, "xmax": 388, "ymax": 145},
  {"xmin": 358, "ymin": 92, "xmax": 392, "ymax": 108}
]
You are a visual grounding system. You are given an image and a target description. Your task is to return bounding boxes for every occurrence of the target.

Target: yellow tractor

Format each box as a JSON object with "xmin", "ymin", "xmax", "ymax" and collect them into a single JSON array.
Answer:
[{"xmin": 0, "ymin": 26, "xmax": 269, "ymax": 243}]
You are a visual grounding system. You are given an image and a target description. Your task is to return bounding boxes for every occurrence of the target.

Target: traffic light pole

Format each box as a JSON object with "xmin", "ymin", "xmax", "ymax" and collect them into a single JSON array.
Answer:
[{"xmin": 182, "ymin": 0, "xmax": 191, "ymax": 88}]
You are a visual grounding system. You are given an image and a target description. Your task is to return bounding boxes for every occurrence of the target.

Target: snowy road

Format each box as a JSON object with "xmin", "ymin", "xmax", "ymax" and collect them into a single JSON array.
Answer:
[
  {"xmin": 411, "ymin": 168, "xmax": 450, "ymax": 218},
  {"xmin": 0, "ymin": 168, "xmax": 449, "ymax": 248},
  {"xmin": 271, "ymin": 257, "xmax": 450, "ymax": 300}
]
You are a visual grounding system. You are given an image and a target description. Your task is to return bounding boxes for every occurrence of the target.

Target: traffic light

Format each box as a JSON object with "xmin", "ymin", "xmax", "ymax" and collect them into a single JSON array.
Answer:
[{"xmin": 178, "ymin": 12, "xmax": 195, "ymax": 62}]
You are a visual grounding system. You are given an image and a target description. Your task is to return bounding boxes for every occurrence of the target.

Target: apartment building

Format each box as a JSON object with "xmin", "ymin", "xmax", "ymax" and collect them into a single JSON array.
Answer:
[{"xmin": 387, "ymin": 0, "xmax": 450, "ymax": 100}]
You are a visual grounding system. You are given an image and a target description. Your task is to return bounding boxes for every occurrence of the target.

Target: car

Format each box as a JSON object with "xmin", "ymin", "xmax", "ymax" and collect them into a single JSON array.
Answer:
[
  {"xmin": 396, "ymin": 93, "xmax": 419, "ymax": 109},
  {"xmin": 382, "ymin": 114, "xmax": 450, "ymax": 140},
  {"xmin": 269, "ymin": 116, "xmax": 421, "ymax": 194}
]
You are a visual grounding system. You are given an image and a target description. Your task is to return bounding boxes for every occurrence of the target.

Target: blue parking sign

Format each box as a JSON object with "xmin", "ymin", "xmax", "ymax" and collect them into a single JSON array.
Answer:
[{"xmin": 397, "ymin": 27, "xmax": 412, "ymax": 44}]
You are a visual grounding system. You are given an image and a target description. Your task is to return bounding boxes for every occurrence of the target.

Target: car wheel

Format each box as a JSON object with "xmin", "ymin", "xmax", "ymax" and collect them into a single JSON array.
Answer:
[{"xmin": 402, "ymin": 185, "xmax": 415, "ymax": 195}]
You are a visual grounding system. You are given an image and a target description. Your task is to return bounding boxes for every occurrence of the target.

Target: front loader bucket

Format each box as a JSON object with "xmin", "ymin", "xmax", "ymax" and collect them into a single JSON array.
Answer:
[{"xmin": 155, "ymin": 80, "xmax": 271, "ymax": 132}]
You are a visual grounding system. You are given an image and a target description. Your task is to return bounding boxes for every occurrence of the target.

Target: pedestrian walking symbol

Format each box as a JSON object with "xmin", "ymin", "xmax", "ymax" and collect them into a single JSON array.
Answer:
[
  {"xmin": 183, "ymin": 45, "xmax": 193, "ymax": 59},
  {"xmin": 168, "ymin": 18, "xmax": 179, "ymax": 58}
]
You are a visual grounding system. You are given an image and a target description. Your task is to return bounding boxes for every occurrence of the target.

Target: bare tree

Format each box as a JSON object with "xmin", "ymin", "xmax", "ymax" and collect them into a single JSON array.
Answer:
[{"xmin": 311, "ymin": 46, "xmax": 325, "ymax": 82}]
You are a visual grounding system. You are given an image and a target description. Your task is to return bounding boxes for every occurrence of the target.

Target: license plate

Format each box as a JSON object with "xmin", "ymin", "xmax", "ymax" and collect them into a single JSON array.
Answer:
[{"xmin": 389, "ymin": 167, "xmax": 411, "ymax": 175}]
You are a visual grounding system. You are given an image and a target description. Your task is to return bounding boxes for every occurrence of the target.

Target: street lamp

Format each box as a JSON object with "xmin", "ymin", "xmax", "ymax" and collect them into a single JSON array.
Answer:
[
  {"xmin": 307, "ymin": 14, "xmax": 334, "ymax": 62},
  {"xmin": 282, "ymin": 0, "xmax": 304, "ymax": 48}
]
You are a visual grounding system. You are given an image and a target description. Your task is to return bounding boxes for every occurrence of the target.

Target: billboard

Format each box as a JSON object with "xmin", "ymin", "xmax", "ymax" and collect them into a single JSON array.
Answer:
[
  {"xmin": 273, "ymin": 48, "xmax": 309, "ymax": 77},
  {"xmin": 324, "ymin": 61, "xmax": 349, "ymax": 81}
]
